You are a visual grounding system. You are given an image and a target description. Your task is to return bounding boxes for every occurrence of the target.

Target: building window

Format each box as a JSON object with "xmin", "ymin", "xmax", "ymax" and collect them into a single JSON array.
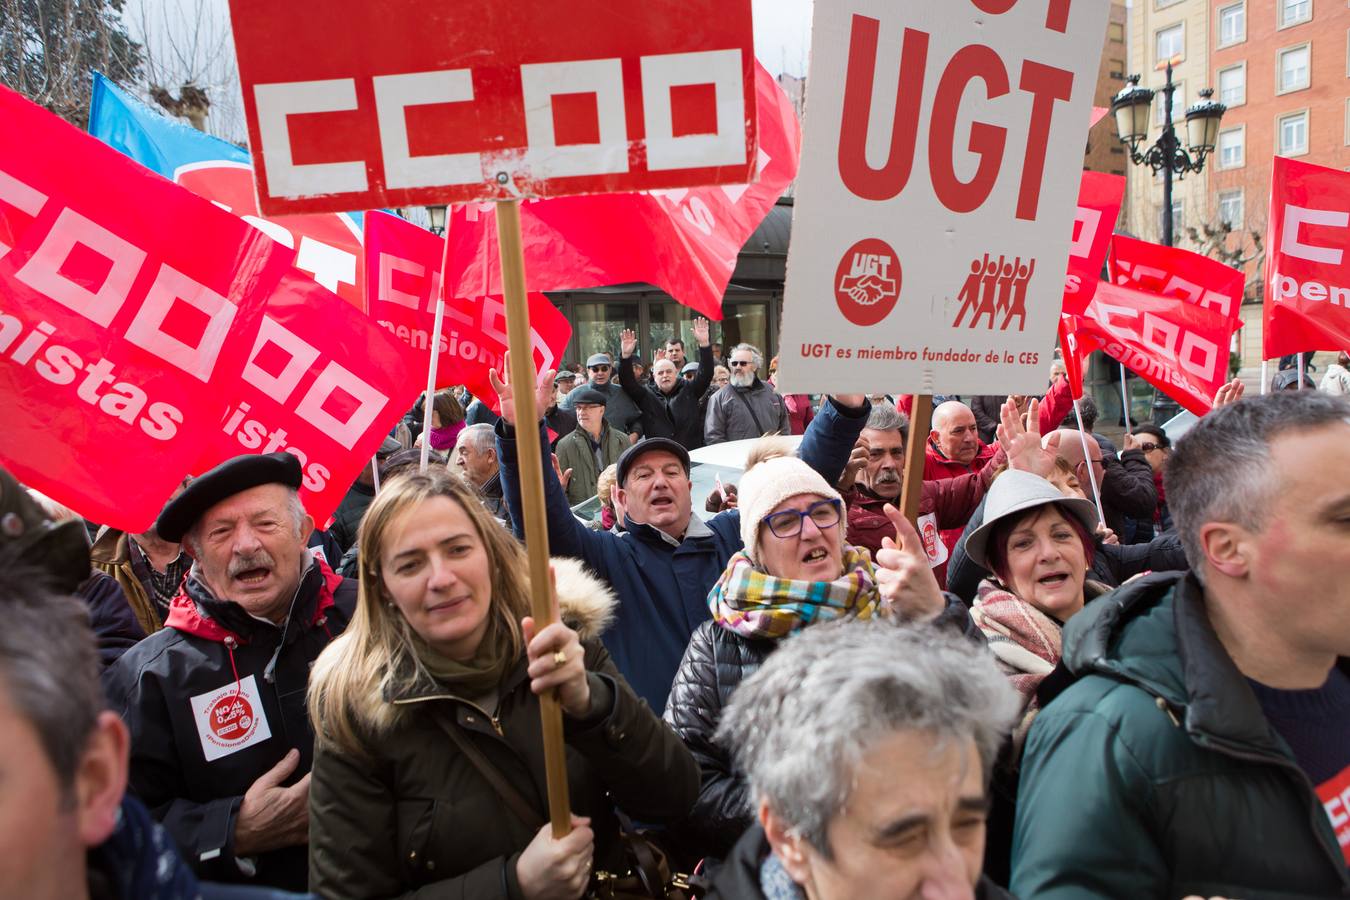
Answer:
[
  {"xmin": 1218, "ymin": 64, "xmax": 1246, "ymax": 107},
  {"xmin": 1218, "ymin": 190, "xmax": 1244, "ymax": 228},
  {"xmin": 1108, "ymin": 21, "xmax": 1125, "ymax": 43},
  {"xmin": 1279, "ymin": 110, "xmax": 1310, "ymax": 155},
  {"xmin": 1344, "ymin": 98, "xmax": 1350, "ymax": 144},
  {"xmin": 1109, "ymin": 57, "xmax": 1126, "ymax": 79},
  {"xmin": 1218, "ymin": 127, "xmax": 1245, "ymax": 168},
  {"xmin": 1156, "ymin": 23, "xmax": 1184, "ymax": 64},
  {"xmin": 1155, "ymin": 81, "xmax": 1184, "ymax": 125},
  {"xmin": 1278, "ymin": 44, "xmax": 1311, "ymax": 93},
  {"xmin": 1279, "ymin": 0, "xmax": 1312, "ymax": 28},
  {"xmin": 1219, "ymin": 3, "xmax": 1246, "ymax": 47}
]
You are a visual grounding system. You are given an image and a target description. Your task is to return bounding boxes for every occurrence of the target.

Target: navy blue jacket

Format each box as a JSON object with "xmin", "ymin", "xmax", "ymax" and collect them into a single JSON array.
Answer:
[{"xmin": 497, "ymin": 397, "xmax": 869, "ymax": 713}]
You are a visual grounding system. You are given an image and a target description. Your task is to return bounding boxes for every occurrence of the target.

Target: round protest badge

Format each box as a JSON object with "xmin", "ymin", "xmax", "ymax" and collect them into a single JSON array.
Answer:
[
  {"xmin": 922, "ymin": 518, "xmax": 939, "ymax": 559},
  {"xmin": 834, "ymin": 238, "xmax": 902, "ymax": 326},
  {"xmin": 209, "ymin": 692, "xmax": 257, "ymax": 745}
]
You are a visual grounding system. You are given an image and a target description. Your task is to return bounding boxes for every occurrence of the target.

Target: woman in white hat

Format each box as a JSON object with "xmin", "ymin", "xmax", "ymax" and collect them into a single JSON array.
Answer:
[
  {"xmin": 962, "ymin": 469, "xmax": 1109, "ymax": 887},
  {"xmin": 661, "ymin": 440, "xmax": 964, "ymax": 865},
  {"xmin": 964, "ymin": 470, "xmax": 1107, "ymax": 736}
]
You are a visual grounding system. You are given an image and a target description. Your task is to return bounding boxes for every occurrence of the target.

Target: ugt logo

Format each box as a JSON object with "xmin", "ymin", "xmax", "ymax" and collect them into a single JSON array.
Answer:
[
  {"xmin": 953, "ymin": 254, "xmax": 1036, "ymax": 332},
  {"xmin": 834, "ymin": 238, "xmax": 901, "ymax": 326}
]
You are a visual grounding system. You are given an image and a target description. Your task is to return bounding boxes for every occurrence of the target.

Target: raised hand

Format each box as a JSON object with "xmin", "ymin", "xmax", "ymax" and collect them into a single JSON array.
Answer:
[
  {"xmin": 490, "ymin": 366, "xmax": 556, "ymax": 428},
  {"xmin": 522, "ymin": 566, "xmax": 591, "ymax": 718},
  {"xmin": 837, "ymin": 435, "xmax": 870, "ymax": 492},
  {"xmin": 691, "ymin": 316, "xmax": 711, "ymax": 347},
  {"xmin": 619, "ymin": 329, "xmax": 638, "ymax": 359},
  {"xmin": 1212, "ymin": 377, "xmax": 1245, "ymax": 410},
  {"xmin": 998, "ymin": 396, "xmax": 1058, "ymax": 478},
  {"xmin": 874, "ymin": 505, "xmax": 946, "ymax": 622}
]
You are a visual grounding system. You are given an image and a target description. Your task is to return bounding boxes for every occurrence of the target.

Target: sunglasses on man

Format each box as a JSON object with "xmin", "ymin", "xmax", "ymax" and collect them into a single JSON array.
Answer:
[
  {"xmin": 729, "ymin": 360, "xmax": 753, "ymax": 368},
  {"xmin": 589, "ymin": 364, "xmax": 611, "ymax": 372}
]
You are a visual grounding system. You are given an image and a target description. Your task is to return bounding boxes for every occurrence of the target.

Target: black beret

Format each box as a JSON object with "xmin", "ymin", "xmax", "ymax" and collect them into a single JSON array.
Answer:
[
  {"xmin": 571, "ymin": 388, "xmax": 608, "ymax": 407},
  {"xmin": 616, "ymin": 437, "xmax": 690, "ymax": 487},
  {"xmin": 156, "ymin": 452, "xmax": 303, "ymax": 543}
]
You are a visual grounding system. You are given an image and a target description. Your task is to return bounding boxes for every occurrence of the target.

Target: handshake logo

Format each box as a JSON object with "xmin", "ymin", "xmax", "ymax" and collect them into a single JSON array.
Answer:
[{"xmin": 833, "ymin": 238, "xmax": 902, "ymax": 326}]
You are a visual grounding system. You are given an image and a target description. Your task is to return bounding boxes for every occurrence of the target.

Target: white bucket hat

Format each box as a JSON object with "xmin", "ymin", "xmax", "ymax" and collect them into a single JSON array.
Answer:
[{"xmin": 963, "ymin": 470, "xmax": 1099, "ymax": 571}]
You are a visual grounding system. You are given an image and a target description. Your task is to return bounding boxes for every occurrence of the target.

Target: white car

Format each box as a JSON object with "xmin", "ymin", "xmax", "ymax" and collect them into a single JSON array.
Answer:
[{"xmin": 570, "ymin": 435, "xmax": 804, "ymax": 526}]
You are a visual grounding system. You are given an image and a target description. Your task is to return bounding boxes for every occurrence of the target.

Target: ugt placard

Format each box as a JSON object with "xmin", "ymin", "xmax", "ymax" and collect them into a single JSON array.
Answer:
[
  {"xmin": 776, "ymin": 1, "xmax": 1109, "ymax": 396},
  {"xmin": 228, "ymin": 0, "xmax": 756, "ymax": 216}
]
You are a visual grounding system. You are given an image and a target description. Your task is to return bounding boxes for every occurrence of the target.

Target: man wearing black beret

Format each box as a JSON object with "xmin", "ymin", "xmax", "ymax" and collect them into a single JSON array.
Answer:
[{"xmin": 103, "ymin": 452, "xmax": 356, "ymax": 892}]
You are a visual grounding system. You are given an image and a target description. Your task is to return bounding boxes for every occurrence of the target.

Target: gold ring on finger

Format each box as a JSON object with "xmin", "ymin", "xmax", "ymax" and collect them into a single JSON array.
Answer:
[{"xmin": 553, "ymin": 649, "xmax": 567, "ymax": 668}]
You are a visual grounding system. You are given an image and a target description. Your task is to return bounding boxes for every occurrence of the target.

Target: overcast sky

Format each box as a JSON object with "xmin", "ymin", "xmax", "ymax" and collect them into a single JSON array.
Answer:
[{"xmin": 120, "ymin": 0, "xmax": 816, "ymax": 142}]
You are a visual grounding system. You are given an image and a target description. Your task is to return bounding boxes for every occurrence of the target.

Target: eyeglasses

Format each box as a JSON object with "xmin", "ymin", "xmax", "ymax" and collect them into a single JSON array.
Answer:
[
  {"xmin": 1138, "ymin": 442, "xmax": 1165, "ymax": 453},
  {"xmin": 589, "ymin": 365, "xmax": 611, "ymax": 372},
  {"xmin": 762, "ymin": 498, "xmax": 842, "ymax": 539},
  {"xmin": 729, "ymin": 360, "xmax": 753, "ymax": 367}
]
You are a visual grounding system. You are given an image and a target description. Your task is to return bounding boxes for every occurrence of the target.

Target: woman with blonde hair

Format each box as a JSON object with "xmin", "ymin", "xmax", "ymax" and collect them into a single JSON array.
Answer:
[{"xmin": 307, "ymin": 469, "xmax": 697, "ymax": 899}]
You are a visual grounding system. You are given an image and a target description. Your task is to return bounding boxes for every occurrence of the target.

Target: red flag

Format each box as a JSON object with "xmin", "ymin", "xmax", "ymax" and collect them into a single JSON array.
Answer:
[
  {"xmin": 194, "ymin": 269, "xmax": 424, "ymax": 528},
  {"xmin": 364, "ymin": 210, "xmax": 571, "ymax": 408},
  {"xmin": 1109, "ymin": 234, "xmax": 1244, "ymax": 329},
  {"xmin": 1264, "ymin": 156, "xmax": 1350, "ymax": 357},
  {"xmin": 1057, "ymin": 315, "xmax": 1094, "ymax": 401},
  {"xmin": 0, "ymin": 85, "xmax": 292, "ymax": 531},
  {"xmin": 1079, "ymin": 281, "xmax": 1235, "ymax": 415},
  {"xmin": 1062, "ymin": 172, "xmax": 1125, "ymax": 315},
  {"xmin": 442, "ymin": 62, "xmax": 799, "ymax": 320}
]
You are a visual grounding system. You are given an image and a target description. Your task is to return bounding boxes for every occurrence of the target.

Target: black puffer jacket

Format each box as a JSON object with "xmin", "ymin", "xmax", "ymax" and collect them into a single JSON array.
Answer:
[{"xmin": 662, "ymin": 597, "xmax": 979, "ymax": 864}]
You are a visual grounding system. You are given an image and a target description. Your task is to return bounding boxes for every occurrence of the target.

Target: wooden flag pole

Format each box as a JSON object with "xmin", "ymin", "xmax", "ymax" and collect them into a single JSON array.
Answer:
[
  {"xmin": 1119, "ymin": 363, "xmax": 1132, "ymax": 433},
  {"xmin": 899, "ymin": 394, "xmax": 933, "ymax": 527},
  {"xmin": 495, "ymin": 198, "xmax": 571, "ymax": 838}
]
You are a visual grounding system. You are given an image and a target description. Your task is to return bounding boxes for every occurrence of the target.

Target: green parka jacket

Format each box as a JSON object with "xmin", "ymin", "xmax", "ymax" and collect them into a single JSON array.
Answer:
[
  {"xmin": 1011, "ymin": 571, "xmax": 1350, "ymax": 899},
  {"xmin": 307, "ymin": 560, "xmax": 700, "ymax": 899}
]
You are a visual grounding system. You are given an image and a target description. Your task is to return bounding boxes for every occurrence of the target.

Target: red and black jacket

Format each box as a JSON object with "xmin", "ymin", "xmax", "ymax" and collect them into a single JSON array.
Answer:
[{"xmin": 103, "ymin": 556, "xmax": 356, "ymax": 892}]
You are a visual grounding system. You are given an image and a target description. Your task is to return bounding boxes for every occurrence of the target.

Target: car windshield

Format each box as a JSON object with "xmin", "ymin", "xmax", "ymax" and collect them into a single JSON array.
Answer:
[{"xmin": 570, "ymin": 459, "xmax": 747, "ymax": 526}]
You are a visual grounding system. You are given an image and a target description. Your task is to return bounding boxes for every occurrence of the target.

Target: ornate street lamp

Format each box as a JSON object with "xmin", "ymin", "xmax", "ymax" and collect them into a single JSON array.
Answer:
[
  {"xmin": 426, "ymin": 204, "xmax": 448, "ymax": 236},
  {"xmin": 1111, "ymin": 62, "xmax": 1226, "ymax": 247}
]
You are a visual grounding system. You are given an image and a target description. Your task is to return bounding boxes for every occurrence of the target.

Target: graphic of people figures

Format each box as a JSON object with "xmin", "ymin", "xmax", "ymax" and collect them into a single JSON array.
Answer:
[
  {"xmin": 1002, "ymin": 257, "xmax": 1035, "ymax": 331},
  {"xmin": 952, "ymin": 254, "xmax": 988, "ymax": 327},
  {"xmin": 970, "ymin": 255, "xmax": 1002, "ymax": 329},
  {"xmin": 992, "ymin": 257, "xmax": 1017, "ymax": 321}
]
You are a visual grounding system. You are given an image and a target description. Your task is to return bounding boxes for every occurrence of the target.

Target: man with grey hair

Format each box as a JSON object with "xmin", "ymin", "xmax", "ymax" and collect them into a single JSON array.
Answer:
[
  {"xmin": 1011, "ymin": 392, "xmax": 1350, "ymax": 897},
  {"xmin": 104, "ymin": 452, "xmax": 356, "ymax": 892},
  {"xmin": 843, "ymin": 399, "xmax": 1060, "ymax": 586},
  {"xmin": 704, "ymin": 342, "xmax": 791, "ymax": 444},
  {"xmin": 702, "ymin": 620, "xmax": 1019, "ymax": 899},
  {"xmin": 454, "ymin": 422, "xmax": 511, "ymax": 524},
  {"xmin": 620, "ymin": 319, "xmax": 715, "ymax": 450}
]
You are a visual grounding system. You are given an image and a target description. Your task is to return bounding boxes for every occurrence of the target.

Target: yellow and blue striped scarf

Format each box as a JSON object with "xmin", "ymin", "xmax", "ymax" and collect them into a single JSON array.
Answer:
[{"xmin": 708, "ymin": 546, "xmax": 880, "ymax": 641}]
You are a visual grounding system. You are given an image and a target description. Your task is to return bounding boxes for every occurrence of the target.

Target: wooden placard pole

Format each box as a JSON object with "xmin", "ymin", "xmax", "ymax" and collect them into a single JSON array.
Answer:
[
  {"xmin": 899, "ymin": 394, "xmax": 933, "ymax": 527},
  {"xmin": 495, "ymin": 199, "xmax": 571, "ymax": 838}
]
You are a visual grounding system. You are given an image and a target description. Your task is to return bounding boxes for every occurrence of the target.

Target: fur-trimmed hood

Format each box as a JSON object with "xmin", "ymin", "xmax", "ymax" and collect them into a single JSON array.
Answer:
[{"xmin": 552, "ymin": 556, "xmax": 616, "ymax": 641}]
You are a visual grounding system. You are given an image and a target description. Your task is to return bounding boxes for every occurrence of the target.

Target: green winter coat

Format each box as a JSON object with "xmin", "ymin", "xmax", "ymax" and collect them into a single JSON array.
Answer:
[
  {"xmin": 555, "ymin": 423, "xmax": 627, "ymax": 507},
  {"xmin": 1011, "ymin": 571, "xmax": 1350, "ymax": 899}
]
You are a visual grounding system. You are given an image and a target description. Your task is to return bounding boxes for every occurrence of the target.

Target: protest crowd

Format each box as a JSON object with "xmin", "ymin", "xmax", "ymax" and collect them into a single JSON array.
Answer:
[{"xmin": 4, "ymin": 3, "xmax": 1350, "ymax": 900}]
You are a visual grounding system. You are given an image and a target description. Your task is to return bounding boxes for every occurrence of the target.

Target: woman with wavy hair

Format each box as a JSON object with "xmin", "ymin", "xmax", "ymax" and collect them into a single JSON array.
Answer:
[{"xmin": 306, "ymin": 469, "xmax": 697, "ymax": 899}]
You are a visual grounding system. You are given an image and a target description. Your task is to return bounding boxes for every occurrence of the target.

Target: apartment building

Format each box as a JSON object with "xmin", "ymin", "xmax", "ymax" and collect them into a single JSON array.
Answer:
[
  {"xmin": 1085, "ymin": 1, "xmax": 1132, "ymax": 179},
  {"xmin": 1208, "ymin": 0, "xmax": 1350, "ymax": 362},
  {"xmin": 1125, "ymin": 0, "xmax": 1216, "ymax": 245}
]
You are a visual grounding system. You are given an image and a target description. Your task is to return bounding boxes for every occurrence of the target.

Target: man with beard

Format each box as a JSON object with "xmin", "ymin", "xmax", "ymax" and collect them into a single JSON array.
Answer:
[
  {"xmin": 704, "ymin": 343, "xmax": 791, "ymax": 444},
  {"xmin": 104, "ymin": 453, "xmax": 355, "ymax": 892},
  {"xmin": 842, "ymin": 401, "xmax": 1058, "ymax": 586},
  {"xmin": 620, "ymin": 318, "xmax": 715, "ymax": 450}
]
